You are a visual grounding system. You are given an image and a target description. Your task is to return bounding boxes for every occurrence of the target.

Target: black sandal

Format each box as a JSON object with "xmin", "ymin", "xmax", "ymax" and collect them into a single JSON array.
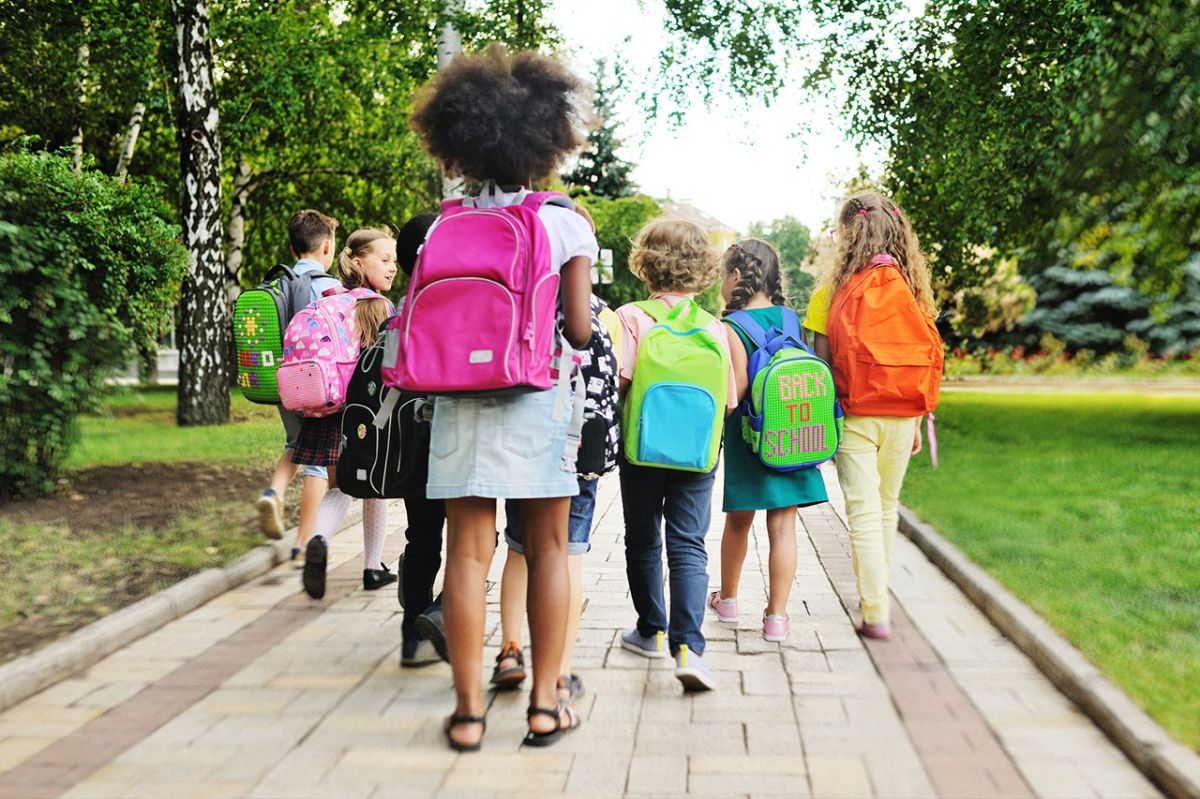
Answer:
[
  {"xmin": 444, "ymin": 713, "xmax": 486, "ymax": 752},
  {"xmin": 490, "ymin": 640, "xmax": 526, "ymax": 690},
  {"xmin": 522, "ymin": 702, "xmax": 581, "ymax": 748}
]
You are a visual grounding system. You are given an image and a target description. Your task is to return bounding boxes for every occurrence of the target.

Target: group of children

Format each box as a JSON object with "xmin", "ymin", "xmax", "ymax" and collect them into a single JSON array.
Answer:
[{"xmin": 251, "ymin": 45, "xmax": 940, "ymax": 753}]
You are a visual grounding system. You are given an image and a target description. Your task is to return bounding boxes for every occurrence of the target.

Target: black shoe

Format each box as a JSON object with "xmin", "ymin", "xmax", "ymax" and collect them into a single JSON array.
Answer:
[
  {"xmin": 415, "ymin": 605, "xmax": 449, "ymax": 663},
  {"xmin": 396, "ymin": 552, "xmax": 406, "ymax": 608},
  {"xmin": 400, "ymin": 637, "xmax": 440, "ymax": 668},
  {"xmin": 363, "ymin": 564, "xmax": 398, "ymax": 591},
  {"xmin": 302, "ymin": 537, "xmax": 327, "ymax": 599}
]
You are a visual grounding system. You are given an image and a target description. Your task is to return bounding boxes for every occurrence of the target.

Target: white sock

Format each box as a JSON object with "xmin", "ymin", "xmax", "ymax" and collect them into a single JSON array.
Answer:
[
  {"xmin": 314, "ymin": 488, "xmax": 354, "ymax": 545},
  {"xmin": 362, "ymin": 498, "xmax": 388, "ymax": 571}
]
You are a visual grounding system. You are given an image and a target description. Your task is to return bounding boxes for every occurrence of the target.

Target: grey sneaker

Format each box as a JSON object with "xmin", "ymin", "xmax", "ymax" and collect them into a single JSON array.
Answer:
[
  {"xmin": 620, "ymin": 628, "xmax": 667, "ymax": 659},
  {"xmin": 673, "ymin": 645, "xmax": 717, "ymax": 691},
  {"xmin": 415, "ymin": 606, "xmax": 449, "ymax": 663},
  {"xmin": 400, "ymin": 638, "xmax": 440, "ymax": 668}
]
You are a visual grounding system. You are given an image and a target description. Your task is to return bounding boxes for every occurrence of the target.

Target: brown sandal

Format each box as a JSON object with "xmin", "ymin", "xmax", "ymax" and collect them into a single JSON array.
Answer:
[{"xmin": 490, "ymin": 640, "xmax": 526, "ymax": 690}]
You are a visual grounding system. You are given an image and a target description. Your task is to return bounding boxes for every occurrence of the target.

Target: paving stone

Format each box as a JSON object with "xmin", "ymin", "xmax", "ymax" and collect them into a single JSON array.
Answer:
[{"xmin": 626, "ymin": 753, "xmax": 686, "ymax": 794}]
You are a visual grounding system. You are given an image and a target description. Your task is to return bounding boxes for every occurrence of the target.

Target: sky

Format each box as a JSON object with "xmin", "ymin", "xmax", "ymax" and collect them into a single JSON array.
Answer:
[{"xmin": 547, "ymin": 0, "xmax": 888, "ymax": 235}]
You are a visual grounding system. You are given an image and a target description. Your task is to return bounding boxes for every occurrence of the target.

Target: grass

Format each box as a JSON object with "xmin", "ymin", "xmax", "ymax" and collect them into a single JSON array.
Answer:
[
  {"xmin": 67, "ymin": 385, "xmax": 283, "ymax": 468},
  {"xmin": 902, "ymin": 391, "xmax": 1200, "ymax": 751},
  {"xmin": 0, "ymin": 386, "xmax": 295, "ymax": 662}
]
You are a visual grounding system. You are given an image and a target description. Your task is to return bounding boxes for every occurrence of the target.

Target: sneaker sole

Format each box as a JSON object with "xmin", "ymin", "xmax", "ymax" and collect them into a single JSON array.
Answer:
[
  {"xmin": 674, "ymin": 668, "xmax": 717, "ymax": 691},
  {"xmin": 414, "ymin": 616, "xmax": 449, "ymax": 663},
  {"xmin": 763, "ymin": 633, "xmax": 788, "ymax": 642},
  {"xmin": 255, "ymin": 497, "xmax": 284, "ymax": 540},
  {"xmin": 619, "ymin": 638, "xmax": 667, "ymax": 659}
]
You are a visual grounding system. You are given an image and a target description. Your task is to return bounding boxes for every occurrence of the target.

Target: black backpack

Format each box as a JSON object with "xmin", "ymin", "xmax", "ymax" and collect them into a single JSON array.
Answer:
[{"xmin": 338, "ymin": 324, "xmax": 431, "ymax": 499}]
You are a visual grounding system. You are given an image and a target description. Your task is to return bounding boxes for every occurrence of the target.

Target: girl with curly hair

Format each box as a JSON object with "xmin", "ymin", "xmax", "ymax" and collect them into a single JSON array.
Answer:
[
  {"xmin": 613, "ymin": 218, "xmax": 740, "ymax": 691},
  {"xmin": 706, "ymin": 238, "xmax": 829, "ymax": 644},
  {"xmin": 803, "ymin": 191, "xmax": 940, "ymax": 642},
  {"xmin": 408, "ymin": 45, "xmax": 596, "ymax": 751}
]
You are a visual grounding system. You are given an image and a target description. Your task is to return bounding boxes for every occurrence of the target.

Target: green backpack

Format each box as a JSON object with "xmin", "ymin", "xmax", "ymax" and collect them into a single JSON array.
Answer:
[
  {"xmin": 623, "ymin": 299, "xmax": 729, "ymax": 472},
  {"xmin": 232, "ymin": 264, "xmax": 324, "ymax": 404},
  {"xmin": 725, "ymin": 308, "xmax": 843, "ymax": 470}
]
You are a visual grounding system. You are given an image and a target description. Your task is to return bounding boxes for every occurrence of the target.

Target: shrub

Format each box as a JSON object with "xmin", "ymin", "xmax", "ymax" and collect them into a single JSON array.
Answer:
[{"xmin": 0, "ymin": 150, "xmax": 188, "ymax": 497}]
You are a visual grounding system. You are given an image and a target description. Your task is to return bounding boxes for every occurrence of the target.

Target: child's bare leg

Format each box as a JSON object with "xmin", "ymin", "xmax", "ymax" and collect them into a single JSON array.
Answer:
[
  {"xmin": 720, "ymin": 511, "xmax": 754, "ymax": 598},
  {"xmin": 561, "ymin": 554, "xmax": 583, "ymax": 676},
  {"xmin": 269, "ymin": 452, "xmax": 300, "ymax": 496},
  {"xmin": 518, "ymin": 497, "xmax": 572, "ymax": 734},
  {"xmin": 443, "ymin": 496, "xmax": 497, "ymax": 748},
  {"xmin": 499, "ymin": 548, "xmax": 528, "ymax": 648},
  {"xmin": 764, "ymin": 507, "xmax": 798, "ymax": 617}
]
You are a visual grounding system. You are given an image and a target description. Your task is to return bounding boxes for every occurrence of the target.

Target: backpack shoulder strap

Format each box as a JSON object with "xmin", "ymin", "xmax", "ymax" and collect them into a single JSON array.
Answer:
[
  {"xmin": 724, "ymin": 310, "xmax": 768, "ymax": 349},
  {"xmin": 633, "ymin": 299, "xmax": 670, "ymax": 324},
  {"xmin": 779, "ymin": 307, "xmax": 802, "ymax": 342},
  {"xmin": 265, "ymin": 263, "xmax": 296, "ymax": 282},
  {"xmin": 440, "ymin": 197, "xmax": 465, "ymax": 212},
  {"xmin": 521, "ymin": 191, "xmax": 573, "ymax": 212}
]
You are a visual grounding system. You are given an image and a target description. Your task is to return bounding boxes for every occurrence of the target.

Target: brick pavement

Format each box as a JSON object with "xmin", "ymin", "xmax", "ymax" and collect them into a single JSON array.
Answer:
[{"xmin": 0, "ymin": 469, "xmax": 1163, "ymax": 798}]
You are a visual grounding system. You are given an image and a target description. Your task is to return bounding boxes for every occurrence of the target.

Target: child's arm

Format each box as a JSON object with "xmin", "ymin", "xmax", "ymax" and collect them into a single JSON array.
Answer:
[
  {"xmin": 560, "ymin": 257, "xmax": 593, "ymax": 349},
  {"xmin": 727, "ymin": 324, "xmax": 749, "ymax": 405},
  {"xmin": 912, "ymin": 416, "xmax": 923, "ymax": 455},
  {"xmin": 812, "ymin": 332, "xmax": 830, "ymax": 364}
]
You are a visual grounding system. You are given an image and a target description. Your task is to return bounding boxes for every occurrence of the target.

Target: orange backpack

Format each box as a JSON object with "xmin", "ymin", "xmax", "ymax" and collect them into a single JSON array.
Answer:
[{"xmin": 827, "ymin": 255, "xmax": 943, "ymax": 417}]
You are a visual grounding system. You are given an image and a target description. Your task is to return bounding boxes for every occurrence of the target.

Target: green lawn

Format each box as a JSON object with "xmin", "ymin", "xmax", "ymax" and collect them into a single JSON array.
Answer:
[
  {"xmin": 902, "ymin": 391, "xmax": 1200, "ymax": 751},
  {"xmin": 67, "ymin": 385, "xmax": 282, "ymax": 468}
]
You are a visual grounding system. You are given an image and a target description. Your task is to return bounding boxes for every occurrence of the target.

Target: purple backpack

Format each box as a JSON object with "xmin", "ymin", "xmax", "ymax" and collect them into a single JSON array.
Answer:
[
  {"xmin": 277, "ymin": 286, "xmax": 381, "ymax": 417},
  {"xmin": 382, "ymin": 191, "xmax": 573, "ymax": 396}
]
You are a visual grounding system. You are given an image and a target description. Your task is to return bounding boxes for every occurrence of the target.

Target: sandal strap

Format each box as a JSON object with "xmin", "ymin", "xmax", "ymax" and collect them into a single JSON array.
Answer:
[
  {"xmin": 448, "ymin": 713, "xmax": 486, "ymax": 727},
  {"xmin": 526, "ymin": 705, "xmax": 559, "ymax": 721}
]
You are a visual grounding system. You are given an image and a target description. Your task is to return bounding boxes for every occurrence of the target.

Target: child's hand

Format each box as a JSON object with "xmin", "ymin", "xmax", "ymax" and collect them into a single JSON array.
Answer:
[{"xmin": 911, "ymin": 418, "xmax": 923, "ymax": 456}]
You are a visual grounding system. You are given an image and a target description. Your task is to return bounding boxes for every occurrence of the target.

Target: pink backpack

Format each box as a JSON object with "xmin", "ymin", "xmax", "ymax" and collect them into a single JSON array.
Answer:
[
  {"xmin": 382, "ymin": 191, "xmax": 574, "ymax": 395},
  {"xmin": 278, "ymin": 287, "xmax": 381, "ymax": 417}
]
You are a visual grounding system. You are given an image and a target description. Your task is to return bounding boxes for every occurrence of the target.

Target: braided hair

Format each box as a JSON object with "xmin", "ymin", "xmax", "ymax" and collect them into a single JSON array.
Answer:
[{"xmin": 721, "ymin": 237, "xmax": 786, "ymax": 315}]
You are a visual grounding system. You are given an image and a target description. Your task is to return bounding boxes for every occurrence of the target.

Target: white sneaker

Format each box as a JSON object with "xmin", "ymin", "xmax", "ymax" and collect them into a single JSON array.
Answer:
[
  {"xmin": 255, "ymin": 491, "xmax": 284, "ymax": 540},
  {"xmin": 673, "ymin": 645, "xmax": 717, "ymax": 691}
]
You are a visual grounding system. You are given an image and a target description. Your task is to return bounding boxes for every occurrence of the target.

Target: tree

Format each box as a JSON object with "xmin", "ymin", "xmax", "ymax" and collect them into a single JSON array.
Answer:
[
  {"xmin": 564, "ymin": 59, "xmax": 636, "ymax": 199},
  {"xmin": 745, "ymin": 215, "xmax": 812, "ymax": 308},
  {"xmin": 171, "ymin": 0, "xmax": 228, "ymax": 426},
  {"xmin": 0, "ymin": 150, "xmax": 188, "ymax": 497},
  {"xmin": 577, "ymin": 193, "xmax": 662, "ymax": 309},
  {"xmin": 1021, "ymin": 267, "xmax": 1151, "ymax": 355}
]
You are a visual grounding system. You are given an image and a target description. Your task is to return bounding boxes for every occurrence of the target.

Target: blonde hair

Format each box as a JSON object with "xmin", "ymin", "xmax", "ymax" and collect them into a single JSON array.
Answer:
[
  {"xmin": 338, "ymin": 227, "xmax": 395, "ymax": 348},
  {"xmin": 819, "ymin": 191, "xmax": 935, "ymax": 317},
  {"xmin": 629, "ymin": 218, "xmax": 719, "ymax": 294}
]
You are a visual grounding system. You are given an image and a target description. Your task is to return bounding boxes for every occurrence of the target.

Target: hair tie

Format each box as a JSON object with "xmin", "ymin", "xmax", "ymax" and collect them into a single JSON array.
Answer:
[
  {"xmin": 857, "ymin": 209, "xmax": 868, "ymax": 217},
  {"xmin": 892, "ymin": 208, "xmax": 901, "ymax": 218},
  {"xmin": 730, "ymin": 242, "xmax": 743, "ymax": 250}
]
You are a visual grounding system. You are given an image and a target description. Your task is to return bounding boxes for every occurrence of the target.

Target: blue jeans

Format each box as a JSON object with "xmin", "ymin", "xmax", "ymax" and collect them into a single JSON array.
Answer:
[
  {"xmin": 505, "ymin": 477, "xmax": 598, "ymax": 555},
  {"xmin": 619, "ymin": 456, "xmax": 716, "ymax": 655}
]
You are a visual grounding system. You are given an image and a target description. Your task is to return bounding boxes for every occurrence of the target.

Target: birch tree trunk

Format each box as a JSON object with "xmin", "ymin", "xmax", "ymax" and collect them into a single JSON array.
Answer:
[
  {"xmin": 71, "ymin": 21, "xmax": 89, "ymax": 173},
  {"xmin": 172, "ymin": 0, "xmax": 229, "ymax": 426},
  {"xmin": 438, "ymin": 0, "xmax": 464, "ymax": 199},
  {"xmin": 225, "ymin": 156, "xmax": 254, "ymax": 303},
  {"xmin": 115, "ymin": 80, "xmax": 153, "ymax": 184}
]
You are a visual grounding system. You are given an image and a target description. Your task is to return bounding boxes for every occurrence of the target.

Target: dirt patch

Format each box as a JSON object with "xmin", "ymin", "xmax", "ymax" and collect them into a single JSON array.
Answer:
[{"xmin": 0, "ymin": 462, "xmax": 299, "ymax": 664}]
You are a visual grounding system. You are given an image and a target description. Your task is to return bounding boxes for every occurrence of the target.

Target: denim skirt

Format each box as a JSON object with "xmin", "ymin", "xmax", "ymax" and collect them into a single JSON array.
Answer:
[{"xmin": 426, "ymin": 389, "xmax": 579, "ymax": 500}]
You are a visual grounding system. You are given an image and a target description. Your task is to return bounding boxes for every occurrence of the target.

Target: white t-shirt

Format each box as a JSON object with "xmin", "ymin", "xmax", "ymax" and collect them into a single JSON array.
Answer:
[{"xmin": 458, "ymin": 186, "xmax": 599, "ymax": 272}]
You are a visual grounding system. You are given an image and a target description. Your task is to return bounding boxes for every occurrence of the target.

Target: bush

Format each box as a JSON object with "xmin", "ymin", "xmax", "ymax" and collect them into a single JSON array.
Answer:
[{"xmin": 0, "ymin": 150, "xmax": 188, "ymax": 497}]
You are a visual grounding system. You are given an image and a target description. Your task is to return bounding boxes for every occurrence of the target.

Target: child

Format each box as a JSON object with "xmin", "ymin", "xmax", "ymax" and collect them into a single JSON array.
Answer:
[
  {"xmin": 297, "ymin": 228, "xmax": 398, "ymax": 599},
  {"xmin": 394, "ymin": 213, "xmax": 448, "ymax": 669},
  {"xmin": 256, "ymin": 210, "xmax": 341, "ymax": 557},
  {"xmin": 804, "ymin": 192, "xmax": 939, "ymax": 641},
  {"xmin": 494, "ymin": 291, "xmax": 621, "ymax": 703},
  {"xmin": 615, "ymin": 218, "xmax": 739, "ymax": 691},
  {"xmin": 708, "ymin": 239, "xmax": 829, "ymax": 642},
  {"xmin": 408, "ymin": 45, "xmax": 596, "ymax": 751}
]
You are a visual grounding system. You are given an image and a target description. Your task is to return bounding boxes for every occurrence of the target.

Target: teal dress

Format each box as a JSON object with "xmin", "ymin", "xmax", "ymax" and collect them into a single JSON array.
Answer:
[{"xmin": 722, "ymin": 306, "xmax": 829, "ymax": 512}]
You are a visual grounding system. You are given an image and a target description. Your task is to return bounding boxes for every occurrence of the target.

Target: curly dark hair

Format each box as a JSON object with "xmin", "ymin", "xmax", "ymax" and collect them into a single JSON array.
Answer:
[{"xmin": 410, "ymin": 45, "xmax": 591, "ymax": 185}]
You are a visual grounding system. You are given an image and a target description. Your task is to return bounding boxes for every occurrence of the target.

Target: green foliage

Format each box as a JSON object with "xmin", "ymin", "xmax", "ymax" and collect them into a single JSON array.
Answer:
[
  {"xmin": 577, "ymin": 193, "xmax": 662, "ymax": 309},
  {"xmin": 1131, "ymin": 258, "xmax": 1200, "ymax": 357},
  {"xmin": 1023, "ymin": 266, "xmax": 1151, "ymax": 354},
  {"xmin": 564, "ymin": 59, "xmax": 636, "ymax": 200},
  {"xmin": 0, "ymin": 149, "xmax": 187, "ymax": 497},
  {"xmin": 903, "ymin": 391, "xmax": 1200, "ymax": 750},
  {"xmin": 745, "ymin": 215, "xmax": 812, "ymax": 308}
]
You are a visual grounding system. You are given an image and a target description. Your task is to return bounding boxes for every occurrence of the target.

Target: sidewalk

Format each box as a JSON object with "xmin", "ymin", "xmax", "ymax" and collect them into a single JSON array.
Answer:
[{"xmin": 0, "ymin": 469, "xmax": 1162, "ymax": 798}]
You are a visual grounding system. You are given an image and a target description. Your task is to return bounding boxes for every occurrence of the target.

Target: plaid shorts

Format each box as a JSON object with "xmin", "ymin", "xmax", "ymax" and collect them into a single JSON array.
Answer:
[{"xmin": 291, "ymin": 414, "xmax": 343, "ymax": 467}]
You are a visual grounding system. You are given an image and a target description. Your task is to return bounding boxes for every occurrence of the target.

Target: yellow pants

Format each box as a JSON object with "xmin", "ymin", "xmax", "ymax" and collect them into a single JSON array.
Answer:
[{"xmin": 834, "ymin": 415, "xmax": 918, "ymax": 625}]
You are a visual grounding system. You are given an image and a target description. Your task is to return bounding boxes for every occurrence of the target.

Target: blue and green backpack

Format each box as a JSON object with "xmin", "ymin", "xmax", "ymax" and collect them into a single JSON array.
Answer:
[
  {"xmin": 623, "ymin": 299, "xmax": 729, "ymax": 472},
  {"xmin": 725, "ymin": 308, "xmax": 843, "ymax": 471}
]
